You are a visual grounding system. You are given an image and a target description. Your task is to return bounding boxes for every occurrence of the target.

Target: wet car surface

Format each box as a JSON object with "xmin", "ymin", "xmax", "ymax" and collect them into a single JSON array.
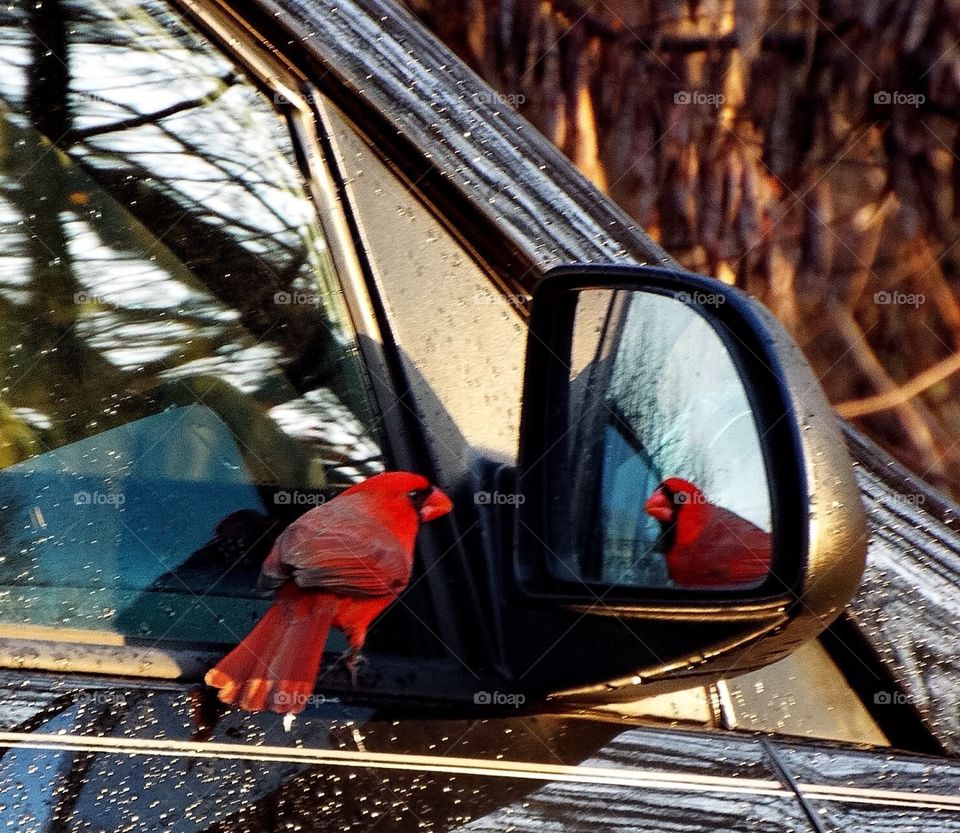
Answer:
[
  {"xmin": 0, "ymin": 0, "xmax": 958, "ymax": 829},
  {"xmin": 0, "ymin": 672, "xmax": 959, "ymax": 831}
]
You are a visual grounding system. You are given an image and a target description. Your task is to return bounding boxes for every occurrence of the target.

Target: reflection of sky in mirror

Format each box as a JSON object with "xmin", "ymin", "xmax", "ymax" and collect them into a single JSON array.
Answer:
[{"xmin": 612, "ymin": 294, "xmax": 771, "ymax": 531}]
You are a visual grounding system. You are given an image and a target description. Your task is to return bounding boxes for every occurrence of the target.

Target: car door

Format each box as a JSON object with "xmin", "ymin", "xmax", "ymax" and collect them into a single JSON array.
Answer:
[
  {"xmin": 245, "ymin": 0, "xmax": 960, "ymax": 761},
  {"xmin": 0, "ymin": 0, "xmax": 495, "ymax": 698}
]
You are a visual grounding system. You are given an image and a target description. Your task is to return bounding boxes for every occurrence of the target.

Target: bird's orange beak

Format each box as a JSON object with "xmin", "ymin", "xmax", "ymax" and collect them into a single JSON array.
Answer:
[
  {"xmin": 419, "ymin": 486, "xmax": 453, "ymax": 522},
  {"xmin": 645, "ymin": 488, "xmax": 674, "ymax": 523}
]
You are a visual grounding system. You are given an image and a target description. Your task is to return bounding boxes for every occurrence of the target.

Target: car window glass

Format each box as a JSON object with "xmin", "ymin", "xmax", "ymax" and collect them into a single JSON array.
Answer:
[{"xmin": 0, "ymin": 0, "xmax": 384, "ymax": 649}]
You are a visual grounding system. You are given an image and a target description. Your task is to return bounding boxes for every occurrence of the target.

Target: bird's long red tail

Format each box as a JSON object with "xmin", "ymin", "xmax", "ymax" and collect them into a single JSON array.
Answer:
[{"xmin": 205, "ymin": 587, "xmax": 334, "ymax": 714}]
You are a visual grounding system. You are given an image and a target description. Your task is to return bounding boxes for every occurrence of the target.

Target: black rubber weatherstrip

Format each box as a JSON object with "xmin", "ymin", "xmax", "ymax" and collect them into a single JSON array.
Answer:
[{"xmin": 761, "ymin": 738, "xmax": 829, "ymax": 833}]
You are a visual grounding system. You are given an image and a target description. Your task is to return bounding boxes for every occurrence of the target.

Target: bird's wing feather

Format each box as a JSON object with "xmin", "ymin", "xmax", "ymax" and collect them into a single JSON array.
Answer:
[
  {"xmin": 668, "ymin": 504, "xmax": 772, "ymax": 587},
  {"xmin": 263, "ymin": 497, "xmax": 412, "ymax": 597},
  {"xmin": 704, "ymin": 505, "xmax": 772, "ymax": 582}
]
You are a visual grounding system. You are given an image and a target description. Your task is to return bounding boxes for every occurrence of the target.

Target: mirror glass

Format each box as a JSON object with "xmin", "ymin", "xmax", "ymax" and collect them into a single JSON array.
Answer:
[{"xmin": 549, "ymin": 289, "xmax": 773, "ymax": 591}]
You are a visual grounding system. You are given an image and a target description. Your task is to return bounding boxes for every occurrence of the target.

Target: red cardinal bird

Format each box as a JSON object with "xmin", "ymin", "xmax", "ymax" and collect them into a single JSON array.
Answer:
[
  {"xmin": 205, "ymin": 471, "xmax": 452, "ymax": 714},
  {"xmin": 645, "ymin": 477, "xmax": 771, "ymax": 588}
]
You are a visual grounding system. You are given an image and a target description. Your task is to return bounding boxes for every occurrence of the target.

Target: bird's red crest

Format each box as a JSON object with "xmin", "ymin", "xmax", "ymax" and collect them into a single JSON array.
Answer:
[
  {"xmin": 660, "ymin": 477, "xmax": 705, "ymax": 504},
  {"xmin": 342, "ymin": 471, "xmax": 432, "ymax": 497}
]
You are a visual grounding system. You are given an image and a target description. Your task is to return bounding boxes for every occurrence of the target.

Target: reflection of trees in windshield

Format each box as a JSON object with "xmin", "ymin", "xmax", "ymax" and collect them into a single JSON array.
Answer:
[
  {"xmin": 0, "ymin": 0, "xmax": 382, "ymax": 486},
  {"xmin": 0, "ymin": 0, "xmax": 385, "ymax": 641}
]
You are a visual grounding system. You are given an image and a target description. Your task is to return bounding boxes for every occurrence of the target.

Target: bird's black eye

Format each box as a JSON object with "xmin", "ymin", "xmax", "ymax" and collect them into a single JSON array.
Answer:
[
  {"xmin": 407, "ymin": 487, "xmax": 432, "ymax": 509},
  {"xmin": 661, "ymin": 486, "xmax": 682, "ymax": 513}
]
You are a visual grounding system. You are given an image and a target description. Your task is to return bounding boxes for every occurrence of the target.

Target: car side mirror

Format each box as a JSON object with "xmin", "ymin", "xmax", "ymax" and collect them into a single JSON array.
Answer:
[{"xmin": 504, "ymin": 264, "xmax": 867, "ymax": 702}]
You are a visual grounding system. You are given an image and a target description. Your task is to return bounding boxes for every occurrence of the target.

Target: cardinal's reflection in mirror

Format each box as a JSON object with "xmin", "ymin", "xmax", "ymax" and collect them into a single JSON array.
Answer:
[
  {"xmin": 645, "ymin": 477, "xmax": 771, "ymax": 588},
  {"xmin": 558, "ymin": 288, "xmax": 774, "ymax": 591}
]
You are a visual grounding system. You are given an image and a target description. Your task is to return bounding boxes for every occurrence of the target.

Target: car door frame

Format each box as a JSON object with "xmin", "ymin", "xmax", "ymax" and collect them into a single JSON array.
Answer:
[
  {"xmin": 176, "ymin": 0, "xmax": 510, "ymax": 684},
  {"xmin": 178, "ymin": 0, "xmax": 954, "ymax": 760}
]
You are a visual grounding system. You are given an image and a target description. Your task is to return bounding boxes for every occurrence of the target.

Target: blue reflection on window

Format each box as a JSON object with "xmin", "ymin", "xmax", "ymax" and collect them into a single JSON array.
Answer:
[{"xmin": 593, "ymin": 416, "xmax": 670, "ymax": 587}]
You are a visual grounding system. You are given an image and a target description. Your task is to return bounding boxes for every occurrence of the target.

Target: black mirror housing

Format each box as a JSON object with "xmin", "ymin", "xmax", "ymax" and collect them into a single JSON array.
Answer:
[{"xmin": 507, "ymin": 264, "xmax": 867, "ymax": 702}]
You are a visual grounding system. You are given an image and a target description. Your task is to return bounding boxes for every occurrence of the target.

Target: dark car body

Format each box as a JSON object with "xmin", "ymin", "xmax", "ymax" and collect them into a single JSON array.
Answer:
[{"xmin": 0, "ymin": 0, "xmax": 959, "ymax": 830}]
